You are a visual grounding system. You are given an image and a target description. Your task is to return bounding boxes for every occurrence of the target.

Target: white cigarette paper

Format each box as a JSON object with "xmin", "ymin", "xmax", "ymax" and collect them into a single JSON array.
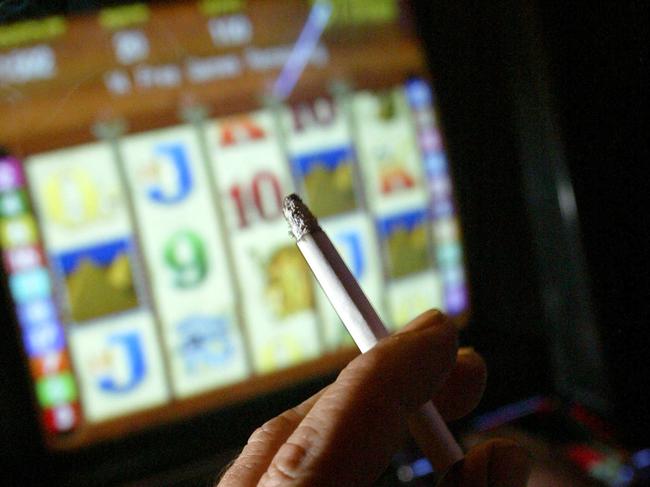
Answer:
[{"xmin": 282, "ymin": 194, "xmax": 464, "ymax": 473}]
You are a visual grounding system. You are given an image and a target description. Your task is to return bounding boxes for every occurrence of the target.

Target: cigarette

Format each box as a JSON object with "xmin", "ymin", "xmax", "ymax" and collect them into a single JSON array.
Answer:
[{"xmin": 282, "ymin": 193, "xmax": 464, "ymax": 473}]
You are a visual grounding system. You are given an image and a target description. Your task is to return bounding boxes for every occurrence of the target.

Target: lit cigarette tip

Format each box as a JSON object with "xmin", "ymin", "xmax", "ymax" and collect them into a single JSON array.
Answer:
[{"xmin": 282, "ymin": 193, "xmax": 320, "ymax": 241}]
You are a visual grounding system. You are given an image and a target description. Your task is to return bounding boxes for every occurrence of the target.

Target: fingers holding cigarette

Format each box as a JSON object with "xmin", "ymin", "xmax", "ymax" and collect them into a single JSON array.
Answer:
[
  {"xmin": 218, "ymin": 310, "xmax": 517, "ymax": 487},
  {"xmin": 217, "ymin": 196, "xmax": 530, "ymax": 486}
]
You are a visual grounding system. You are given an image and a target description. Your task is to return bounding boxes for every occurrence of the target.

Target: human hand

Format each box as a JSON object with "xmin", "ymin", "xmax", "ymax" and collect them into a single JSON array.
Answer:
[{"xmin": 218, "ymin": 310, "xmax": 531, "ymax": 487}]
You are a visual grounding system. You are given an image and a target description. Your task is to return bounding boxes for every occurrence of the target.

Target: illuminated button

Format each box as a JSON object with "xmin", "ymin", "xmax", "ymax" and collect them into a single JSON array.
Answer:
[
  {"xmin": 419, "ymin": 128, "xmax": 442, "ymax": 153},
  {"xmin": 207, "ymin": 14, "xmax": 252, "ymax": 48},
  {"xmin": 441, "ymin": 265, "xmax": 465, "ymax": 286},
  {"xmin": 112, "ymin": 29, "xmax": 149, "ymax": 65},
  {"xmin": 445, "ymin": 283, "xmax": 468, "ymax": 315},
  {"xmin": 436, "ymin": 243, "xmax": 462, "ymax": 267},
  {"xmin": 43, "ymin": 403, "xmax": 79, "ymax": 433},
  {"xmin": 424, "ymin": 153, "xmax": 448, "ymax": 177},
  {"xmin": 431, "ymin": 199, "xmax": 454, "ymax": 220},
  {"xmin": 30, "ymin": 350, "xmax": 70, "ymax": 377},
  {"xmin": 428, "ymin": 176, "xmax": 452, "ymax": 200},
  {"xmin": 0, "ymin": 190, "xmax": 28, "ymax": 217},
  {"xmin": 9, "ymin": 267, "xmax": 51, "ymax": 303},
  {"xmin": 433, "ymin": 218, "xmax": 459, "ymax": 243},
  {"xmin": 2, "ymin": 245, "xmax": 44, "ymax": 272},
  {"xmin": 18, "ymin": 298, "xmax": 57, "ymax": 328},
  {"xmin": 22, "ymin": 318, "xmax": 64, "ymax": 357},
  {"xmin": 0, "ymin": 215, "xmax": 37, "ymax": 247},
  {"xmin": 405, "ymin": 79, "xmax": 432, "ymax": 109},
  {"xmin": 413, "ymin": 109, "xmax": 436, "ymax": 128},
  {"xmin": 0, "ymin": 156, "xmax": 24, "ymax": 192},
  {"xmin": 35, "ymin": 372, "xmax": 77, "ymax": 407},
  {"xmin": 104, "ymin": 69, "xmax": 132, "ymax": 95},
  {"xmin": 0, "ymin": 45, "xmax": 55, "ymax": 84}
]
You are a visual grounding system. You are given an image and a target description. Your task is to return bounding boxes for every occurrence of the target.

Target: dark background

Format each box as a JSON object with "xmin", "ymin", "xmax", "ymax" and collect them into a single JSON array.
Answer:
[
  {"xmin": 412, "ymin": 0, "xmax": 647, "ymax": 446},
  {"xmin": 537, "ymin": 0, "xmax": 647, "ymax": 446}
]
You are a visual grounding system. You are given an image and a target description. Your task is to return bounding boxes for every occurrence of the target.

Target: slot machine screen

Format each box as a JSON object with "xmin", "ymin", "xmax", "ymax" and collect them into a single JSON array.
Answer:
[{"xmin": 0, "ymin": 0, "xmax": 469, "ymax": 450}]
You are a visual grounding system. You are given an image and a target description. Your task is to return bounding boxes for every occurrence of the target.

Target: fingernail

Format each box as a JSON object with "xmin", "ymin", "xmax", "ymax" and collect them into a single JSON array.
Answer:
[{"xmin": 399, "ymin": 309, "xmax": 447, "ymax": 334}]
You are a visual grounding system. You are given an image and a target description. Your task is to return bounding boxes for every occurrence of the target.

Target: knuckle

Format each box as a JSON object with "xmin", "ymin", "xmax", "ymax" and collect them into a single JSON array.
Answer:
[
  {"xmin": 281, "ymin": 405, "xmax": 304, "ymax": 425},
  {"xmin": 271, "ymin": 442, "xmax": 310, "ymax": 479},
  {"xmin": 247, "ymin": 425, "xmax": 272, "ymax": 447},
  {"xmin": 261, "ymin": 423, "xmax": 322, "ymax": 485},
  {"xmin": 247, "ymin": 407, "xmax": 303, "ymax": 447},
  {"xmin": 291, "ymin": 422, "xmax": 322, "ymax": 448}
]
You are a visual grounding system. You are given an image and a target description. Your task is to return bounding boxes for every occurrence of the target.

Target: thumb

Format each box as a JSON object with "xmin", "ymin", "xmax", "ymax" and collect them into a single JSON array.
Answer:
[{"xmin": 438, "ymin": 439, "xmax": 532, "ymax": 487}]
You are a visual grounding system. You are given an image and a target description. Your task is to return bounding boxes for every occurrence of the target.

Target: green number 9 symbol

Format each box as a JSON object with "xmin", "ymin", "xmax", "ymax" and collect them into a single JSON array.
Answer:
[{"xmin": 163, "ymin": 230, "xmax": 208, "ymax": 288}]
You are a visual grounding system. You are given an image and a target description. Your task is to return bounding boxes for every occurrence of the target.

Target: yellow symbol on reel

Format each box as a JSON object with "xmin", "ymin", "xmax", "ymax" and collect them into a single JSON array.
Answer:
[
  {"xmin": 258, "ymin": 335, "xmax": 305, "ymax": 373},
  {"xmin": 391, "ymin": 293, "xmax": 432, "ymax": 332},
  {"xmin": 42, "ymin": 168, "xmax": 115, "ymax": 228},
  {"xmin": 259, "ymin": 244, "xmax": 315, "ymax": 319}
]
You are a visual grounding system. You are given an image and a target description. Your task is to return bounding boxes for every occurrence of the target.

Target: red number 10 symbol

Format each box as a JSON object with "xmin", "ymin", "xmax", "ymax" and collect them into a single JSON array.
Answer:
[
  {"xmin": 291, "ymin": 98, "xmax": 336, "ymax": 132},
  {"xmin": 229, "ymin": 171, "xmax": 283, "ymax": 228}
]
